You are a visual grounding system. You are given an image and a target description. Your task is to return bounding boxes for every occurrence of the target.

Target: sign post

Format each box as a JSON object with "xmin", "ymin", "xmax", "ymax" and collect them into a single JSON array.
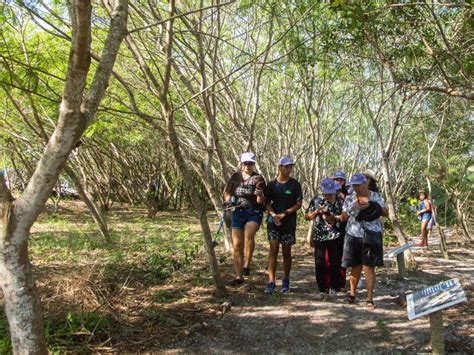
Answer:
[
  {"xmin": 407, "ymin": 279, "xmax": 467, "ymax": 354},
  {"xmin": 384, "ymin": 241, "xmax": 415, "ymax": 278}
]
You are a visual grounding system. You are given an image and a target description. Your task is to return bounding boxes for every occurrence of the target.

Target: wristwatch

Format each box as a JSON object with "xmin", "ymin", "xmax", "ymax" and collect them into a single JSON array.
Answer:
[{"xmin": 270, "ymin": 212, "xmax": 277, "ymax": 218}]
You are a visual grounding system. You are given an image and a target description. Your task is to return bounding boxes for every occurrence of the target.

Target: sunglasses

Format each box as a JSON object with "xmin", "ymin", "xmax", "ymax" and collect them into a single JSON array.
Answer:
[
  {"xmin": 242, "ymin": 162, "xmax": 255, "ymax": 166},
  {"xmin": 280, "ymin": 165, "xmax": 294, "ymax": 169}
]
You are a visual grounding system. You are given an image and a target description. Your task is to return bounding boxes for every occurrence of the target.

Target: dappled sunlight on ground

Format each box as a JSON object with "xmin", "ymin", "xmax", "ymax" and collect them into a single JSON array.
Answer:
[{"xmin": 13, "ymin": 202, "xmax": 472, "ymax": 352}]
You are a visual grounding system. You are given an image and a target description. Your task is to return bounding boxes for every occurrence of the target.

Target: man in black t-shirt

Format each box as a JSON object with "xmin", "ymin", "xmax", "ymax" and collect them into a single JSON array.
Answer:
[{"xmin": 264, "ymin": 156, "xmax": 303, "ymax": 294}]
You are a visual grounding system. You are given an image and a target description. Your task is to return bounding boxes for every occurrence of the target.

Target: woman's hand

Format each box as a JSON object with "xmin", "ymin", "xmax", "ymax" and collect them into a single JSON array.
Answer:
[
  {"xmin": 323, "ymin": 213, "xmax": 336, "ymax": 223},
  {"xmin": 254, "ymin": 186, "xmax": 264, "ymax": 197}
]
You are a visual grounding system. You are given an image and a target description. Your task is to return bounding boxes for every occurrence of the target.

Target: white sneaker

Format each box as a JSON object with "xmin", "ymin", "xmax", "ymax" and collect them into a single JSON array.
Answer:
[{"xmin": 328, "ymin": 289, "xmax": 338, "ymax": 297}]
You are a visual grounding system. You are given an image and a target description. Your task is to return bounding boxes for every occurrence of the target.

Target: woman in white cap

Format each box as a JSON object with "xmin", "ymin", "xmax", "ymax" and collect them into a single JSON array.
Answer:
[
  {"xmin": 363, "ymin": 169, "xmax": 379, "ymax": 193},
  {"xmin": 223, "ymin": 152, "xmax": 266, "ymax": 286},
  {"xmin": 264, "ymin": 156, "xmax": 303, "ymax": 294}
]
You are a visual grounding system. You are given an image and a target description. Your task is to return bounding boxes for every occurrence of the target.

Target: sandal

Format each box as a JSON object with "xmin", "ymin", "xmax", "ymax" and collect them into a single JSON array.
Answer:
[
  {"xmin": 344, "ymin": 295, "xmax": 356, "ymax": 304},
  {"xmin": 366, "ymin": 300, "xmax": 375, "ymax": 311}
]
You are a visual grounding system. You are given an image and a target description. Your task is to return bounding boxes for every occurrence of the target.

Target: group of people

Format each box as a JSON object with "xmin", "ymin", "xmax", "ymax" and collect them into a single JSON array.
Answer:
[{"xmin": 223, "ymin": 152, "xmax": 389, "ymax": 310}]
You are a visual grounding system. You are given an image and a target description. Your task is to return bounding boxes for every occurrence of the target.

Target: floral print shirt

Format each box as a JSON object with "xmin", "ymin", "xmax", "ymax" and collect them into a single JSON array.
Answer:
[
  {"xmin": 343, "ymin": 191, "xmax": 385, "ymax": 238},
  {"xmin": 306, "ymin": 196, "xmax": 344, "ymax": 241}
]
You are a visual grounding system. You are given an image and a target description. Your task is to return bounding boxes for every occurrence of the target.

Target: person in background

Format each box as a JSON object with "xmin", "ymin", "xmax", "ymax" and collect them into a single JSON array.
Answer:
[
  {"xmin": 339, "ymin": 173, "xmax": 388, "ymax": 310},
  {"xmin": 223, "ymin": 152, "xmax": 266, "ymax": 286},
  {"xmin": 332, "ymin": 171, "xmax": 350, "ymax": 200},
  {"xmin": 264, "ymin": 156, "xmax": 303, "ymax": 294},
  {"xmin": 416, "ymin": 190, "xmax": 432, "ymax": 247},
  {"xmin": 305, "ymin": 178, "xmax": 344, "ymax": 299},
  {"xmin": 330, "ymin": 171, "xmax": 349, "ymax": 291},
  {"xmin": 363, "ymin": 169, "xmax": 380, "ymax": 193}
]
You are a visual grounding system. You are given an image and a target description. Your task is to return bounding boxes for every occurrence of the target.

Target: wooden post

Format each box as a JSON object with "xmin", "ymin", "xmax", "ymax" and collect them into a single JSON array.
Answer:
[
  {"xmin": 429, "ymin": 310, "xmax": 445, "ymax": 354},
  {"xmin": 396, "ymin": 252, "xmax": 406, "ymax": 278}
]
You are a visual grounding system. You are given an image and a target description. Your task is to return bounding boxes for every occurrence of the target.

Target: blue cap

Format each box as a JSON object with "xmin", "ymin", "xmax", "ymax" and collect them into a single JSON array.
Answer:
[
  {"xmin": 320, "ymin": 178, "xmax": 338, "ymax": 194},
  {"xmin": 240, "ymin": 152, "xmax": 256, "ymax": 163},
  {"xmin": 331, "ymin": 171, "xmax": 347, "ymax": 180},
  {"xmin": 348, "ymin": 173, "xmax": 367, "ymax": 186},
  {"xmin": 278, "ymin": 156, "xmax": 294, "ymax": 166}
]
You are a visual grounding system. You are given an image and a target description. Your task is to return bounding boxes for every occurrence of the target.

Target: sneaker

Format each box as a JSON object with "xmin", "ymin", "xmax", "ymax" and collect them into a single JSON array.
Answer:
[
  {"xmin": 264, "ymin": 282, "xmax": 276, "ymax": 294},
  {"xmin": 228, "ymin": 278, "xmax": 244, "ymax": 287},
  {"xmin": 328, "ymin": 289, "xmax": 338, "ymax": 297},
  {"xmin": 315, "ymin": 292, "xmax": 327, "ymax": 301},
  {"xmin": 280, "ymin": 279, "xmax": 290, "ymax": 293},
  {"xmin": 242, "ymin": 267, "xmax": 250, "ymax": 276}
]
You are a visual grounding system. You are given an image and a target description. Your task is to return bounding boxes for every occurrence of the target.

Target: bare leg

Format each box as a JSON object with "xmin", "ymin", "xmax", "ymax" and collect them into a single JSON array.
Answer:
[
  {"xmin": 243, "ymin": 222, "xmax": 260, "ymax": 269},
  {"xmin": 282, "ymin": 245, "xmax": 292, "ymax": 280},
  {"xmin": 232, "ymin": 228, "xmax": 244, "ymax": 279},
  {"xmin": 267, "ymin": 240, "xmax": 279, "ymax": 283},
  {"xmin": 363, "ymin": 265, "xmax": 375, "ymax": 302},
  {"xmin": 349, "ymin": 265, "xmax": 362, "ymax": 297},
  {"xmin": 420, "ymin": 219, "xmax": 429, "ymax": 246}
]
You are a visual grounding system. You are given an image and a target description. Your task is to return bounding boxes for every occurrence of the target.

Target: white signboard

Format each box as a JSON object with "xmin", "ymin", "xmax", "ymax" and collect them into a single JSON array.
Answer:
[
  {"xmin": 407, "ymin": 278, "xmax": 467, "ymax": 320},
  {"xmin": 384, "ymin": 241, "xmax": 415, "ymax": 258}
]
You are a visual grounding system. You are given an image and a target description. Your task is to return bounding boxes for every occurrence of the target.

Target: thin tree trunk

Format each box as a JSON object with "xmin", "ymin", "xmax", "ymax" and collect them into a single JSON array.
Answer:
[
  {"xmin": 65, "ymin": 165, "xmax": 110, "ymax": 242},
  {"xmin": 158, "ymin": 0, "xmax": 226, "ymax": 296},
  {"xmin": 426, "ymin": 177, "xmax": 449, "ymax": 259},
  {"xmin": 455, "ymin": 198, "xmax": 471, "ymax": 241},
  {"xmin": 380, "ymin": 155, "xmax": 416, "ymax": 267}
]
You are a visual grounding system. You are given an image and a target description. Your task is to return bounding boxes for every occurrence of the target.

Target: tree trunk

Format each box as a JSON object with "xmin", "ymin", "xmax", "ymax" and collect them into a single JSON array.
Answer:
[
  {"xmin": 65, "ymin": 165, "xmax": 110, "ymax": 242},
  {"xmin": 455, "ymin": 198, "xmax": 471, "ymax": 241},
  {"xmin": 0, "ymin": 200, "xmax": 47, "ymax": 354},
  {"xmin": 165, "ymin": 111, "xmax": 227, "ymax": 296},
  {"xmin": 426, "ymin": 177, "xmax": 449, "ymax": 259},
  {"xmin": 380, "ymin": 155, "xmax": 416, "ymax": 267},
  {"xmin": 0, "ymin": 1, "xmax": 128, "ymax": 352},
  {"xmin": 158, "ymin": 0, "xmax": 226, "ymax": 296}
]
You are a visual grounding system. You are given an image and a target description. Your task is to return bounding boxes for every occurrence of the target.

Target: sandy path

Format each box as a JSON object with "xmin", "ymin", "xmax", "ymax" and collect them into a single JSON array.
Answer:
[{"xmin": 166, "ymin": 232, "xmax": 473, "ymax": 354}]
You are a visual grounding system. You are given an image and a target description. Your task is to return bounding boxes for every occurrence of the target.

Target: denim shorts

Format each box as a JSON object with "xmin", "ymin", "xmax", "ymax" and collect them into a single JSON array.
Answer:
[
  {"xmin": 231, "ymin": 208, "xmax": 264, "ymax": 229},
  {"xmin": 421, "ymin": 213, "xmax": 432, "ymax": 221}
]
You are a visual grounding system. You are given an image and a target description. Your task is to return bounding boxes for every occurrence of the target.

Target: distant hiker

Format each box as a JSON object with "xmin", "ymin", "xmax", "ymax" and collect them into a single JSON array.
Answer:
[
  {"xmin": 339, "ymin": 173, "xmax": 388, "ymax": 310},
  {"xmin": 330, "ymin": 171, "xmax": 349, "ymax": 291},
  {"xmin": 146, "ymin": 182, "xmax": 160, "ymax": 218},
  {"xmin": 223, "ymin": 152, "xmax": 266, "ymax": 286},
  {"xmin": 305, "ymin": 178, "xmax": 344, "ymax": 299},
  {"xmin": 416, "ymin": 190, "xmax": 432, "ymax": 247},
  {"xmin": 264, "ymin": 156, "xmax": 303, "ymax": 294}
]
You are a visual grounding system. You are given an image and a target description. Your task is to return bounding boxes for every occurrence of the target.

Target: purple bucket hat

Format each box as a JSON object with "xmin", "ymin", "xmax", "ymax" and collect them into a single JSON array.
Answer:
[
  {"xmin": 320, "ymin": 178, "xmax": 338, "ymax": 194},
  {"xmin": 348, "ymin": 173, "xmax": 367, "ymax": 186},
  {"xmin": 331, "ymin": 171, "xmax": 347, "ymax": 180},
  {"xmin": 278, "ymin": 156, "xmax": 295, "ymax": 166}
]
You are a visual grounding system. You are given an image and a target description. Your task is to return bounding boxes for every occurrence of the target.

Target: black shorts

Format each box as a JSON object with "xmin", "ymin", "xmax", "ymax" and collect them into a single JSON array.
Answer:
[
  {"xmin": 342, "ymin": 233, "xmax": 384, "ymax": 268},
  {"xmin": 268, "ymin": 229, "xmax": 296, "ymax": 246}
]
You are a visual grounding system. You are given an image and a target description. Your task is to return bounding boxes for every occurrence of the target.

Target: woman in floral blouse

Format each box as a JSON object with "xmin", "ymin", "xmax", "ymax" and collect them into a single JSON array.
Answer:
[{"xmin": 305, "ymin": 178, "xmax": 344, "ymax": 298}]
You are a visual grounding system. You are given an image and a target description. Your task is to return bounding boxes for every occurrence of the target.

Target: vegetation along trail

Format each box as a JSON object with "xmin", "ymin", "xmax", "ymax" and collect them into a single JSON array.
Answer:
[{"xmin": 0, "ymin": 1, "xmax": 472, "ymax": 353}]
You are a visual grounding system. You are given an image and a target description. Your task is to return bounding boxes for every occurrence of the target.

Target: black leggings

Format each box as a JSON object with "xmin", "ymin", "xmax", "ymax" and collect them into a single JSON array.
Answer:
[{"xmin": 313, "ymin": 238, "xmax": 343, "ymax": 292}]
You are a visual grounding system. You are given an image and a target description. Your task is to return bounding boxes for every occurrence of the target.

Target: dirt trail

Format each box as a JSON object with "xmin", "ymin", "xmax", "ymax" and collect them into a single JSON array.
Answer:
[{"xmin": 166, "ymin": 232, "xmax": 473, "ymax": 354}]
